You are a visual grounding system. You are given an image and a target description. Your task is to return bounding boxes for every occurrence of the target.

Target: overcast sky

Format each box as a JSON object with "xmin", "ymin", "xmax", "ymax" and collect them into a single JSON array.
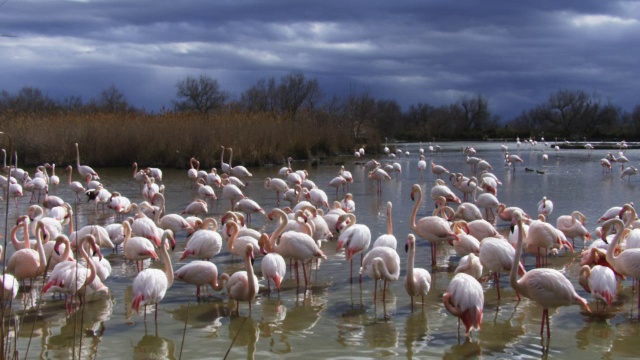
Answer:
[{"xmin": 1, "ymin": 1, "xmax": 639, "ymax": 120}]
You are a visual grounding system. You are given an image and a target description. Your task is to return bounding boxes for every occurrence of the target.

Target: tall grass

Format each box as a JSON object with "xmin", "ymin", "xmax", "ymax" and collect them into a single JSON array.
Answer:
[{"xmin": 0, "ymin": 110, "xmax": 364, "ymax": 168}]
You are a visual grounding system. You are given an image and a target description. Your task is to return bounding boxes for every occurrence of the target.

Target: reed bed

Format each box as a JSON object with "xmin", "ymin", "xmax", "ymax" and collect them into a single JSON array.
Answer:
[{"xmin": 0, "ymin": 110, "xmax": 368, "ymax": 168}]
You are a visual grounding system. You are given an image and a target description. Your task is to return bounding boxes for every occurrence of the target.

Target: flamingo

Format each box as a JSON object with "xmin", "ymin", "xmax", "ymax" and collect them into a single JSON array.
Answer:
[
  {"xmin": 145, "ymin": 167, "xmax": 163, "ymax": 183},
  {"xmin": 537, "ymin": 196, "xmax": 554, "ymax": 217},
  {"xmin": 417, "ymin": 155, "xmax": 427, "ymax": 179},
  {"xmin": 234, "ymin": 198, "xmax": 266, "ymax": 224},
  {"xmin": 336, "ymin": 213, "xmax": 371, "ymax": 283},
  {"xmin": 467, "ymin": 177, "xmax": 499, "ymax": 223},
  {"xmin": 578, "ymin": 265, "xmax": 617, "ymax": 311},
  {"xmin": 410, "ymin": 184, "xmax": 458, "ymax": 268},
  {"xmin": 431, "ymin": 162, "xmax": 450, "ymax": 178},
  {"xmin": 496, "ymin": 203, "xmax": 530, "ymax": 223},
  {"xmin": 373, "ymin": 202, "xmax": 396, "ymax": 249},
  {"xmin": 303, "ymin": 187, "xmax": 329, "ymax": 210},
  {"xmin": 504, "ymin": 152, "xmax": 524, "ymax": 172},
  {"xmin": 228, "ymin": 147, "xmax": 253, "ymax": 181},
  {"xmin": 621, "ymin": 166, "xmax": 638, "ymax": 182},
  {"xmin": 431, "ymin": 179, "xmax": 461, "ymax": 206},
  {"xmin": 226, "ymin": 243, "xmax": 259, "ymax": 315},
  {"xmin": 479, "ymin": 236, "xmax": 525, "ymax": 299},
  {"xmin": 220, "ymin": 146, "xmax": 231, "ymax": 175},
  {"xmin": 181, "ymin": 199, "xmax": 208, "ymax": 216},
  {"xmin": 597, "ymin": 205, "xmax": 625, "ymax": 223},
  {"xmin": 340, "ymin": 193, "xmax": 355, "ymax": 213},
  {"xmin": 7, "ymin": 219, "xmax": 47, "ymax": 287},
  {"xmin": 45, "ymin": 163, "xmax": 59, "ymax": 188},
  {"xmin": 65, "ymin": 165, "xmax": 86, "ymax": 202},
  {"xmin": 601, "ymin": 218, "xmax": 640, "ymax": 308},
  {"xmin": 454, "ymin": 253, "xmax": 483, "ymax": 280},
  {"xmin": 225, "ymin": 220, "xmax": 261, "ymax": 258},
  {"xmin": 122, "ymin": 221, "xmax": 159, "ymax": 273},
  {"xmin": 368, "ymin": 167, "xmax": 391, "ymax": 195},
  {"xmin": 600, "ymin": 158, "xmax": 612, "ymax": 174},
  {"xmin": 222, "ymin": 182, "xmax": 245, "ymax": 210},
  {"xmin": 75, "ymin": 143, "xmax": 99, "ymax": 188},
  {"xmin": 329, "ymin": 175, "xmax": 347, "ymax": 197},
  {"xmin": 0, "ymin": 270, "xmax": 18, "ymax": 307},
  {"xmin": 42, "ymin": 234, "xmax": 103, "ymax": 311},
  {"xmin": 262, "ymin": 208, "xmax": 326, "ymax": 288},
  {"xmin": 360, "ymin": 246, "xmax": 400, "ymax": 303},
  {"xmin": 450, "ymin": 221, "xmax": 480, "ymax": 257},
  {"xmin": 180, "ymin": 217, "xmax": 222, "ymax": 261},
  {"xmin": 152, "ymin": 193, "xmax": 194, "ymax": 235},
  {"xmin": 131, "ymin": 230, "xmax": 175, "ymax": 321},
  {"xmin": 187, "ymin": 157, "xmax": 199, "ymax": 188},
  {"xmin": 261, "ymin": 252, "xmax": 286, "ymax": 293},
  {"xmin": 556, "ymin": 211, "xmax": 592, "ymax": 247},
  {"xmin": 525, "ymin": 215, "xmax": 565, "ymax": 268},
  {"xmin": 404, "ymin": 234, "xmax": 431, "ymax": 311},
  {"xmin": 264, "ymin": 177, "xmax": 288, "ymax": 206},
  {"xmin": 617, "ymin": 152, "xmax": 630, "ymax": 170},
  {"xmin": 339, "ymin": 165, "xmax": 353, "ymax": 190},
  {"xmin": 510, "ymin": 210, "xmax": 590, "ymax": 338},
  {"xmin": 174, "ymin": 261, "xmax": 228, "ymax": 299},
  {"xmin": 443, "ymin": 273, "xmax": 484, "ymax": 337},
  {"xmin": 196, "ymin": 178, "xmax": 217, "ymax": 205}
]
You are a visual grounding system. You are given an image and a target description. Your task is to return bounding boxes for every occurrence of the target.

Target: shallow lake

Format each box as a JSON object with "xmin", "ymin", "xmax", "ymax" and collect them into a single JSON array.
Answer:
[{"xmin": 1, "ymin": 140, "xmax": 639, "ymax": 359}]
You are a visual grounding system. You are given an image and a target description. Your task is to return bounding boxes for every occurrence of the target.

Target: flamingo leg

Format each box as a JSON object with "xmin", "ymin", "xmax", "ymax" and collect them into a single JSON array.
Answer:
[
  {"xmin": 383, "ymin": 279, "xmax": 388, "ymax": 302},
  {"xmin": 495, "ymin": 272, "xmax": 501, "ymax": 299},
  {"xmin": 360, "ymin": 253, "xmax": 364, "ymax": 283},
  {"xmin": 374, "ymin": 279, "xmax": 378, "ymax": 303},
  {"xmin": 302, "ymin": 260, "xmax": 309, "ymax": 288}
]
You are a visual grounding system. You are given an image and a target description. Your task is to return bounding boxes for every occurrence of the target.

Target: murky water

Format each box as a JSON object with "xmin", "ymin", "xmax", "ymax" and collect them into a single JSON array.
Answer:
[{"xmin": 1, "ymin": 140, "xmax": 639, "ymax": 359}]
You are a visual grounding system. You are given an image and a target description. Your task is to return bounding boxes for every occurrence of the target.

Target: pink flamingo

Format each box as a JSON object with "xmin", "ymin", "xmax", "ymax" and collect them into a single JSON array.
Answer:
[
  {"xmin": 75, "ymin": 143, "xmax": 99, "ymax": 188},
  {"xmin": 510, "ymin": 210, "xmax": 590, "ymax": 338},
  {"xmin": 404, "ymin": 234, "xmax": 432, "ymax": 311},
  {"xmin": 360, "ymin": 246, "xmax": 400, "ymax": 303},
  {"xmin": 336, "ymin": 213, "xmax": 371, "ymax": 283},
  {"xmin": 226, "ymin": 243, "xmax": 259, "ymax": 315},
  {"xmin": 174, "ymin": 261, "xmax": 228, "ymax": 299},
  {"xmin": 410, "ymin": 184, "xmax": 458, "ymax": 268},
  {"xmin": 262, "ymin": 208, "xmax": 326, "ymax": 288},
  {"xmin": 602, "ymin": 218, "xmax": 640, "ymax": 308},
  {"xmin": 261, "ymin": 252, "xmax": 286, "ymax": 293},
  {"xmin": 443, "ymin": 273, "xmax": 484, "ymax": 337},
  {"xmin": 180, "ymin": 217, "xmax": 222, "ymax": 261},
  {"xmin": 578, "ymin": 264, "xmax": 617, "ymax": 312},
  {"xmin": 131, "ymin": 230, "xmax": 175, "ymax": 321}
]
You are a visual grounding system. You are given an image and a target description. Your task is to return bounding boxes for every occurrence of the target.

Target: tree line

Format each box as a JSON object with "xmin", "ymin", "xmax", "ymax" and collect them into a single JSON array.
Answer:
[{"xmin": 0, "ymin": 72, "xmax": 638, "ymax": 167}]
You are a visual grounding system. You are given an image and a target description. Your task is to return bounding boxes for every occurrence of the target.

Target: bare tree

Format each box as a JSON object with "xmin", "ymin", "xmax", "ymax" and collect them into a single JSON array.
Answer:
[
  {"xmin": 92, "ymin": 84, "xmax": 134, "ymax": 113},
  {"xmin": 239, "ymin": 72, "xmax": 321, "ymax": 119},
  {"xmin": 173, "ymin": 75, "xmax": 229, "ymax": 115}
]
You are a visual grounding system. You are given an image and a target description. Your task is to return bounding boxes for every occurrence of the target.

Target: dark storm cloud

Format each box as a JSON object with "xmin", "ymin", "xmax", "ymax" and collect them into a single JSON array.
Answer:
[{"xmin": 1, "ymin": 0, "xmax": 638, "ymax": 119}]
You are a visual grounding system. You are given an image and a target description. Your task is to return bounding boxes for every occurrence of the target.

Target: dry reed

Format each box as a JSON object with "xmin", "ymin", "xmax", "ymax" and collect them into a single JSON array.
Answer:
[{"xmin": 0, "ymin": 110, "xmax": 366, "ymax": 168}]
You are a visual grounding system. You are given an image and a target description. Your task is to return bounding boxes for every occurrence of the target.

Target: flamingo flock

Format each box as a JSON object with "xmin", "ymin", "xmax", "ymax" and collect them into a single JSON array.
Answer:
[{"xmin": 0, "ymin": 139, "xmax": 639, "ymax": 358}]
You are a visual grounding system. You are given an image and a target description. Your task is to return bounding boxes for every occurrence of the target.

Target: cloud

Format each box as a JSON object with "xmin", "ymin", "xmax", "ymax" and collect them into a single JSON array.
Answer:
[{"xmin": 1, "ymin": 1, "xmax": 639, "ymax": 119}]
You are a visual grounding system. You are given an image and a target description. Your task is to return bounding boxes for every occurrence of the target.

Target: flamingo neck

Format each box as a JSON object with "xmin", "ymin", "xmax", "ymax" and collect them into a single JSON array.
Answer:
[
  {"xmin": 406, "ymin": 242, "xmax": 415, "ymax": 284},
  {"xmin": 227, "ymin": 222, "xmax": 239, "ymax": 252},
  {"xmin": 34, "ymin": 223, "xmax": 46, "ymax": 274},
  {"xmin": 245, "ymin": 249, "xmax": 255, "ymax": 295},
  {"xmin": 269, "ymin": 210, "xmax": 288, "ymax": 251},
  {"xmin": 410, "ymin": 187, "xmax": 422, "ymax": 232},
  {"xmin": 510, "ymin": 216, "xmax": 525, "ymax": 295},
  {"xmin": 79, "ymin": 237, "xmax": 97, "ymax": 291},
  {"xmin": 10, "ymin": 224, "xmax": 23, "ymax": 250},
  {"xmin": 214, "ymin": 273, "xmax": 229, "ymax": 292},
  {"xmin": 122, "ymin": 222, "xmax": 132, "ymax": 248},
  {"xmin": 606, "ymin": 220, "xmax": 625, "ymax": 264},
  {"xmin": 159, "ymin": 235, "xmax": 173, "ymax": 288},
  {"xmin": 387, "ymin": 205, "xmax": 393, "ymax": 235}
]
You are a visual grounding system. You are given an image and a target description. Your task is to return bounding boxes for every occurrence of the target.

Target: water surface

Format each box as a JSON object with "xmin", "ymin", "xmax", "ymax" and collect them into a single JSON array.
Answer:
[{"xmin": 2, "ymin": 140, "xmax": 639, "ymax": 359}]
